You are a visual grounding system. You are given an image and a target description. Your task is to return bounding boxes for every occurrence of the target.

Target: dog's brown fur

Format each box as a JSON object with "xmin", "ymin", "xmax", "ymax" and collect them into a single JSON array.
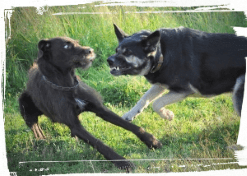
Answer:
[{"xmin": 19, "ymin": 37, "xmax": 162, "ymax": 170}]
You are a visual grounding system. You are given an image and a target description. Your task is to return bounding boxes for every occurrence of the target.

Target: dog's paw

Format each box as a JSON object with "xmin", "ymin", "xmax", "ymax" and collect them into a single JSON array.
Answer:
[
  {"xmin": 158, "ymin": 108, "xmax": 174, "ymax": 121},
  {"xmin": 145, "ymin": 135, "xmax": 162, "ymax": 149},
  {"xmin": 31, "ymin": 123, "xmax": 46, "ymax": 140},
  {"xmin": 113, "ymin": 160, "xmax": 135, "ymax": 171},
  {"xmin": 137, "ymin": 128, "xmax": 162, "ymax": 149},
  {"xmin": 122, "ymin": 111, "xmax": 137, "ymax": 121}
]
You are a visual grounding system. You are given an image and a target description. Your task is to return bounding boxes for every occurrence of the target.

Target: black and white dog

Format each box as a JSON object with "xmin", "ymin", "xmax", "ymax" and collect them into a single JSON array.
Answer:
[{"xmin": 107, "ymin": 24, "xmax": 246, "ymax": 121}]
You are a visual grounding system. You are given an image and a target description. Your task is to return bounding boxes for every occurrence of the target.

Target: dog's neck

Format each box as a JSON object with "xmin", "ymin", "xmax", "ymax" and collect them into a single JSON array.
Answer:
[
  {"xmin": 38, "ymin": 58, "xmax": 78, "ymax": 89},
  {"xmin": 42, "ymin": 74, "xmax": 79, "ymax": 91},
  {"xmin": 149, "ymin": 46, "xmax": 164, "ymax": 73}
]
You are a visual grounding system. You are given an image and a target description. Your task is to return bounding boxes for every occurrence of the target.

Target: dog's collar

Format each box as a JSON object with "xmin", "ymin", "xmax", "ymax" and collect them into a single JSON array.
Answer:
[
  {"xmin": 150, "ymin": 54, "xmax": 164, "ymax": 73},
  {"xmin": 42, "ymin": 75, "xmax": 79, "ymax": 91}
]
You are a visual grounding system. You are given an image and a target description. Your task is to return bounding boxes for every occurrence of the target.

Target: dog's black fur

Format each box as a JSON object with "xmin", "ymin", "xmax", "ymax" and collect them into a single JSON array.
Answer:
[
  {"xmin": 108, "ymin": 24, "xmax": 246, "ymax": 121},
  {"xmin": 19, "ymin": 37, "xmax": 162, "ymax": 170}
]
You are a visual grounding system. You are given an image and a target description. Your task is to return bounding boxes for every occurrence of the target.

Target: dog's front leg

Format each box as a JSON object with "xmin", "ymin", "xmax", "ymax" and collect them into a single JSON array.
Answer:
[
  {"xmin": 70, "ymin": 122, "xmax": 134, "ymax": 170},
  {"xmin": 122, "ymin": 84, "xmax": 166, "ymax": 121},
  {"xmin": 90, "ymin": 105, "xmax": 162, "ymax": 149},
  {"xmin": 152, "ymin": 91, "xmax": 191, "ymax": 120}
]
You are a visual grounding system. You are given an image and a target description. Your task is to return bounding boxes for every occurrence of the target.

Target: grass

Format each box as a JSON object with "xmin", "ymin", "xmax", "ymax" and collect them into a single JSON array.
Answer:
[{"xmin": 4, "ymin": 2, "xmax": 247, "ymax": 174}]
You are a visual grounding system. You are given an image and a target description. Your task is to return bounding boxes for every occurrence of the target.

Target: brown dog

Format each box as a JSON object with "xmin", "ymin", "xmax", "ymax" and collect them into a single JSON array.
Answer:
[{"xmin": 19, "ymin": 37, "xmax": 162, "ymax": 170}]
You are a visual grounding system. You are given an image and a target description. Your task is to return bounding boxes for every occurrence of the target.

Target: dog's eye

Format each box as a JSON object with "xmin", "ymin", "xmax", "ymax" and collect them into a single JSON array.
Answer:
[
  {"xmin": 64, "ymin": 44, "xmax": 69, "ymax": 49},
  {"xmin": 123, "ymin": 48, "xmax": 132, "ymax": 55},
  {"xmin": 64, "ymin": 43, "xmax": 72, "ymax": 49}
]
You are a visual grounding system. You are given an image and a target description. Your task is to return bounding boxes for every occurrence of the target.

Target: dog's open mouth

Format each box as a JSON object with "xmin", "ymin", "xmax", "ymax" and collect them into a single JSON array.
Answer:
[
  {"xmin": 86, "ymin": 53, "xmax": 96, "ymax": 61},
  {"xmin": 110, "ymin": 66, "xmax": 131, "ymax": 75},
  {"xmin": 73, "ymin": 57, "xmax": 95, "ymax": 69},
  {"xmin": 73, "ymin": 53, "xmax": 96, "ymax": 69}
]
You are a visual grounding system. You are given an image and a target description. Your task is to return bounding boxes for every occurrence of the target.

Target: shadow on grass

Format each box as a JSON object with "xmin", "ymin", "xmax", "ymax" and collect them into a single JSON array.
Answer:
[
  {"xmin": 6, "ymin": 121, "xmax": 247, "ymax": 174},
  {"xmin": 157, "ymin": 120, "xmax": 240, "ymax": 160},
  {"xmin": 6, "ymin": 139, "xmax": 123, "ymax": 175}
]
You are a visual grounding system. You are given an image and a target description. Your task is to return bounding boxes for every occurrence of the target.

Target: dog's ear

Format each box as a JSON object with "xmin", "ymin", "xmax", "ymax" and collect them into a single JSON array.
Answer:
[
  {"xmin": 113, "ymin": 24, "xmax": 128, "ymax": 42},
  {"xmin": 38, "ymin": 39, "xmax": 51, "ymax": 59},
  {"xmin": 142, "ymin": 30, "xmax": 161, "ymax": 53},
  {"xmin": 38, "ymin": 39, "xmax": 51, "ymax": 51}
]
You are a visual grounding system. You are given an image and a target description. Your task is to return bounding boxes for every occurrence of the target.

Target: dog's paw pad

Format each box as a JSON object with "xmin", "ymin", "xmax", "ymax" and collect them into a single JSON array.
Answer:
[{"xmin": 158, "ymin": 108, "xmax": 174, "ymax": 121}]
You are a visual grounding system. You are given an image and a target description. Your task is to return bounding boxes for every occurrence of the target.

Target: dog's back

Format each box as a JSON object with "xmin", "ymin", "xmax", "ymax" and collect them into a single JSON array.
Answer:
[{"xmin": 148, "ymin": 27, "xmax": 247, "ymax": 95}]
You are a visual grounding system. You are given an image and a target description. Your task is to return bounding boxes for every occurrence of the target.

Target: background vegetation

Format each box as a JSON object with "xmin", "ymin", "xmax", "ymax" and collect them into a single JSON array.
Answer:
[{"xmin": 4, "ymin": 2, "xmax": 247, "ymax": 175}]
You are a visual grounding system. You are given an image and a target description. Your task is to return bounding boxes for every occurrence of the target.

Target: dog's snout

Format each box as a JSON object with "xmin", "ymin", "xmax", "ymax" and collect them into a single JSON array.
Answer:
[
  {"xmin": 107, "ymin": 56, "xmax": 115, "ymax": 66},
  {"xmin": 82, "ymin": 47, "xmax": 94, "ymax": 55}
]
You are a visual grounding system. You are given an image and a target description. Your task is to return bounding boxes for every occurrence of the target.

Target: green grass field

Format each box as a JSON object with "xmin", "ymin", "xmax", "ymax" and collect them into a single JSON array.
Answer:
[{"xmin": 4, "ymin": 3, "xmax": 247, "ymax": 175}]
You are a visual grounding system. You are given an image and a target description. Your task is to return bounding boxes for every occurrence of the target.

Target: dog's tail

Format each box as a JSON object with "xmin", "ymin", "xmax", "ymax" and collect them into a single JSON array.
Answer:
[{"xmin": 233, "ymin": 74, "xmax": 245, "ymax": 116}]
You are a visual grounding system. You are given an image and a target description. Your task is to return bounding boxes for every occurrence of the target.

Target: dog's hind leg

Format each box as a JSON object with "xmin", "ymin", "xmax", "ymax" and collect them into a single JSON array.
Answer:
[
  {"xmin": 69, "ymin": 119, "xmax": 134, "ymax": 170},
  {"xmin": 233, "ymin": 74, "xmax": 245, "ymax": 116},
  {"xmin": 152, "ymin": 91, "xmax": 191, "ymax": 120},
  {"xmin": 19, "ymin": 92, "xmax": 45, "ymax": 139},
  {"xmin": 122, "ymin": 84, "xmax": 166, "ymax": 121}
]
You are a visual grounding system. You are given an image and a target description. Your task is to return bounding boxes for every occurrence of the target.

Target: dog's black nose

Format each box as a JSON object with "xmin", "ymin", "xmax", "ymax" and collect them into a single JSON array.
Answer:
[
  {"xmin": 107, "ymin": 56, "xmax": 115, "ymax": 66},
  {"xmin": 85, "ymin": 48, "xmax": 94, "ymax": 54}
]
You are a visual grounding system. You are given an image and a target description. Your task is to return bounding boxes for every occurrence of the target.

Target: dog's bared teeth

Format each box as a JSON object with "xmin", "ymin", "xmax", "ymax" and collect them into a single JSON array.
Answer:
[
  {"xmin": 110, "ymin": 67, "xmax": 116, "ymax": 71},
  {"xmin": 110, "ymin": 67, "xmax": 120, "ymax": 71}
]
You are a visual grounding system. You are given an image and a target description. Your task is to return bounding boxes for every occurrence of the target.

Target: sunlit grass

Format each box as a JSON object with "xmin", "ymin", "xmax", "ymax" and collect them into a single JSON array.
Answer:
[{"xmin": 4, "ymin": 3, "xmax": 247, "ymax": 174}]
